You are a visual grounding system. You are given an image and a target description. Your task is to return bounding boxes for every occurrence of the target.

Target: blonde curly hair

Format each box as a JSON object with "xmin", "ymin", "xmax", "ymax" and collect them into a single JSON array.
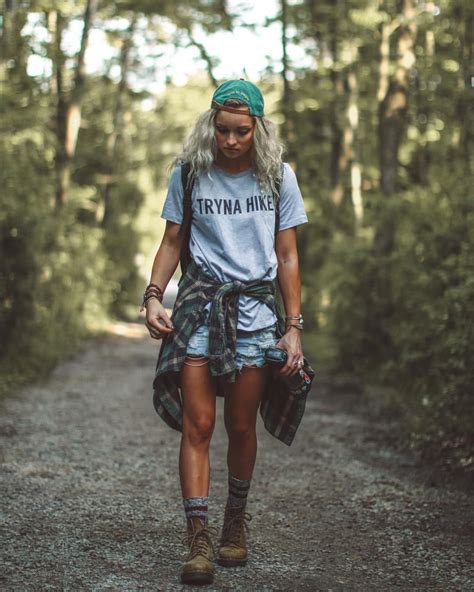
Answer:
[{"xmin": 173, "ymin": 99, "xmax": 285, "ymax": 194}]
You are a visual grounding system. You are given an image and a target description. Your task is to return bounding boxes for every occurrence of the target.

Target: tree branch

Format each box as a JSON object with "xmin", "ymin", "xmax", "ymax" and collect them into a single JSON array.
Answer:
[{"xmin": 186, "ymin": 35, "xmax": 219, "ymax": 88}]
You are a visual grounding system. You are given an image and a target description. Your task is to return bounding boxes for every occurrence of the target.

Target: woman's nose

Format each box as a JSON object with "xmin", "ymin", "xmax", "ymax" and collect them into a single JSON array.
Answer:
[{"xmin": 226, "ymin": 133, "xmax": 237, "ymax": 146}]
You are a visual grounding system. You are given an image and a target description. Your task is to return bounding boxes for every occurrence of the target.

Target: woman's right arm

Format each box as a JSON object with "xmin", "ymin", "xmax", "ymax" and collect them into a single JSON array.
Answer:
[{"xmin": 144, "ymin": 221, "xmax": 183, "ymax": 340}]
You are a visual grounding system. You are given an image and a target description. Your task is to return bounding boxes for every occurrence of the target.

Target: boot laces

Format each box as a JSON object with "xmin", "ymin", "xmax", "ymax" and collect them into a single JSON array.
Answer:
[
  {"xmin": 181, "ymin": 525, "xmax": 217, "ymax": 561},
  {"xmin": 221, "ymin": 510, "xmax": 252, "ymax": 546}
]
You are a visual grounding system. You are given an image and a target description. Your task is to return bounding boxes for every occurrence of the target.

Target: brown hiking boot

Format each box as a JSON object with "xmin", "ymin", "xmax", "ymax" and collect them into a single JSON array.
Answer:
[
  {"xmin": 180, "ymin": 521, "xmax": 217, "ymax": 585},
  {"xmin": 217, "ymin": 506, "xmax": 252, "ymax": 567}
]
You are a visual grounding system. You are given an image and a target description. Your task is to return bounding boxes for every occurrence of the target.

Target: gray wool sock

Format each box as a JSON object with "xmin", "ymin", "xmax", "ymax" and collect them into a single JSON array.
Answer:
[
  {"xmin": 227, "ymin": 474, "xmax": 251, "ymax": 509},
  {"xmin": 183, "ymin": 496, "xmax": 209, "ymax": 524}
]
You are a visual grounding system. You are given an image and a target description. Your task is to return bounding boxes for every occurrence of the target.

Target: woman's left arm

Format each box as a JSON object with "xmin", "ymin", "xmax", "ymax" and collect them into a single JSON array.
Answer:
[{"xmin": 275, "ymin": 227, "xmax": 303, "ymax": 376}]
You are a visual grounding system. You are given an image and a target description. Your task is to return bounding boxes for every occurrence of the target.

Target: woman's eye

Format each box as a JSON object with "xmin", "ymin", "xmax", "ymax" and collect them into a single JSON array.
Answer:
[{"xmin": 216, "ymin": 127, "xmax": 250, "ymax": 136}]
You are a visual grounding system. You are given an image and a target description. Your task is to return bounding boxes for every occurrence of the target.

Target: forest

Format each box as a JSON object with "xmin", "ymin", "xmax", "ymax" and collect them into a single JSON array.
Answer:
[{"xmin": 1, "ymin": 0, "xmax": 473, "ymax": 472}]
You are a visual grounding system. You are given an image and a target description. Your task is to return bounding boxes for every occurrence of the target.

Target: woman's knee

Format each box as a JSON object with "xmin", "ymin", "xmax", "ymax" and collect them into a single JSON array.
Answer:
[
  {"xmin": 225, "ymin": 416, "xmax": 256, "ymax": 440},
  {"xmin": 183, "ymin": 414, "xmax": 215, "ymax": 446}
]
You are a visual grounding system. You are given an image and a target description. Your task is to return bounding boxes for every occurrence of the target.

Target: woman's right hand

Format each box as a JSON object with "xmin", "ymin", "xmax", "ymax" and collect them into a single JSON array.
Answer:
[{"xmin": 145, "ymin": 298, "xmax": 174, "ymax": 340}]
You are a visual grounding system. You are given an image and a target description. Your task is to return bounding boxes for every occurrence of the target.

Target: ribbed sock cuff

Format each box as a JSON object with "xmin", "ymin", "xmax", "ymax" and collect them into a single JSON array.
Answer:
[
  {"xmin": 183, "ymin": 496, "xmax": 209, "ymax": 523},
  {"xmin": 228, "ymin": 474, "xmax": 251, "ymax": 509}
]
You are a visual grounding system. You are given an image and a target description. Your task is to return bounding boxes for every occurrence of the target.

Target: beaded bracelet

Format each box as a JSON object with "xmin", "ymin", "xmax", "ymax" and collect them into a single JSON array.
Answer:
[
  {"xmin": 148, "ymin": 283, "xmax": 163, "ymax": 292},
  {"xmin": 144, "ymin": 288, "xmax": 163, "ymax": 300},
  {"xmin": 143, "ymin": 293, "xmax": 161, "ymax": 305},
  {"xmin": 140, "ymin": 282, "xmax": 164, "ymax": 311}
]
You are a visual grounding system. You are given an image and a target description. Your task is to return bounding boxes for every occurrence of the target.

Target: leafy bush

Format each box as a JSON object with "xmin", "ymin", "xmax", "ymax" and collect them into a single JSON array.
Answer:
[
  {"xmin": 319, "ymin": 177, "xmax": 474, "ymax": 462},
  {"xmin": 0, "ymin": 78, "xmax": 112, "ymax": 395},
  {"xmin": 0, "ymin": 199, "xmax": 111, "ymax": 395}
]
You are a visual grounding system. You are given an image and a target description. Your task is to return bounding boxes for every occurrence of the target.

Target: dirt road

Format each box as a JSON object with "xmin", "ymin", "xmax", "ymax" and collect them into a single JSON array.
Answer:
[{"xmin": 1, "ymin": 325, "xmax": 473, "ymax": 591}]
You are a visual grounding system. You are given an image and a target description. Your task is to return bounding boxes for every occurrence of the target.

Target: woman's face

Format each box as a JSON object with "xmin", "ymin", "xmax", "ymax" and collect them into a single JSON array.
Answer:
[{"xmin": 214, "ymin": 108, "xmax": 255, "ymax": 161}]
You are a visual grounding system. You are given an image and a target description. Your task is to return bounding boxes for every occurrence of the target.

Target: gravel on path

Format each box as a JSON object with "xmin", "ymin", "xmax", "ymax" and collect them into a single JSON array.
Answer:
[{"xmin": 1, "ymin": 324, "xmax": 473, "ymax": 591}]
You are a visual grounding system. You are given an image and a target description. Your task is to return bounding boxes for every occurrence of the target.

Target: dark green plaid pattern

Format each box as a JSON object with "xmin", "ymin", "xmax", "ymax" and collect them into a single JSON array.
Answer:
[{"xmin": 152, "ymin": 260, "xmax": 310, "ymax": 446}]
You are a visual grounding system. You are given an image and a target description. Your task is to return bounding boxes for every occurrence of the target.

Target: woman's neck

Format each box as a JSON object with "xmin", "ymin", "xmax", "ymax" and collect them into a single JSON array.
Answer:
[{"xmin": 214, "ymin": 152, "xmax": 252, "ymax": 174}]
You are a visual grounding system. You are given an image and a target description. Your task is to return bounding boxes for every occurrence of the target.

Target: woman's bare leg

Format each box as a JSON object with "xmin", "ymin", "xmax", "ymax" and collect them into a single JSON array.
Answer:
[
  {"xmin": 218, "ymin": 366, "xmax": 269, "ymax": 567},
  {"xmin": 179, "ymin": 357, "xmax": 217, "ymax": 584},
  {"xmin": 223, "ymin": 366, "xmax": 269, "ymax": 480},
  {"xmin": 179, "ymin": 357, "xmax": 216, "ymax": 508}
]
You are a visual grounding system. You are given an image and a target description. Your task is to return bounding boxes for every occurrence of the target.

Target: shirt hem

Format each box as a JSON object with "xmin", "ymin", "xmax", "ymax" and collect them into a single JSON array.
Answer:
[
  {"xmin": 161, "ymin": 213, "xmax": 183, "ymax": 225},
  {"xmin": 278, "ymin": 216, "xmax": 308, "ymax": 231}
]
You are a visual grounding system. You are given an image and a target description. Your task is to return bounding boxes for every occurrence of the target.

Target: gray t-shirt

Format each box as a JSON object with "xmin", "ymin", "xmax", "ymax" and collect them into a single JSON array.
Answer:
[{"xmin": 161, "ymin": 163, "xmax": 308, "ymax": 331}]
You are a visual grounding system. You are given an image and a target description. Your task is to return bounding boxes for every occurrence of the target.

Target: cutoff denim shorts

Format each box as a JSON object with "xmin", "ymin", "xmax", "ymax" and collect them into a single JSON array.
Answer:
[{"xmin": 186, "ymin": 324, "xmax": 277, "ymax": 370}]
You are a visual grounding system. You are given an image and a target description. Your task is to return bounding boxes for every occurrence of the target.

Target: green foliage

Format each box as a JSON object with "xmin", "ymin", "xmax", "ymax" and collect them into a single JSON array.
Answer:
[
  {"xmin": 1, "ymin": 0, "xmax": 473, "ymax": 469},
  {"xmin": 0, "ymin": 13, "xmax": 151, "ymax": 392},
  {"xmin": 316, "ymin": 177, "xmax": 474, "ymax": 459},
  {"xmin": 0, "ymin": 2, "xmax": 233, "ymax": 397},
  {"xmin": 0, "ymin": 112, "xmax": 111, "ymax": 395},
  {"xmin": 280, "ymin": 0, "xmax": 474, "ymax": 467},
  {"xmin": 102, "ymin": 178, "xmax": 145, "ymax": 317},
  {"xmin": 388, "ymin": 177, "xmax": 474, "ymax": 445}
]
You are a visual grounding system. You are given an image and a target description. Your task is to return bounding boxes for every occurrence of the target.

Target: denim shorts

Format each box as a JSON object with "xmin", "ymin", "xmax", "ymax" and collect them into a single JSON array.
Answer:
[{"xmin": 186, "ymin": 324, "xmax": 277, "ymax": 370}]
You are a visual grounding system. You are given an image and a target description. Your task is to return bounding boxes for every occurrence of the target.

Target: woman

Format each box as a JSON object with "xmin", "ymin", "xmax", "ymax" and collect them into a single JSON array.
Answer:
[{"xmin": 142, "ymin": 79, "xmax": 309, "ymax": 586}]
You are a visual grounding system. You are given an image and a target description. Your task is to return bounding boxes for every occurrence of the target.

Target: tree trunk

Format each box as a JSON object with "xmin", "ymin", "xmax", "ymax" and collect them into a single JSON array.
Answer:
[
  {"xmin": 54, "ymin": 0, "xmax": 98, "ymax": 209},
  {"xmin": 0, "ymin": 6, "xmax": 28, "ymax": 80},
  {"xmin": 188, "ymin": 37, "xmax": 218, "ymax": 88},
  {"xmin": 379, "ymin": 0, "xmax": 416, "ymax": 195},
  {"xmin": 102, "ymin": 16, "xmax": 138, "ymax": 228},
  {"xmin": 0, "ymin": 1, "xmax": 16, "ymax": 58},
  {"xmin": 411, "ymin": 24, "xmax": 434, "ymax": 186},
  {"xmin": 346, "ymin": 65, "xmax": 363, "ymax": 227},
  {"xmin": 328, "ymin": 15, "xmax": 362, "ymax": 226},
  {"xmin": 53, "ymin": 10, "xmax": 68, "ymax": 209},
  {"xmin": 327, "ymin": 0, "xmax": 346, "ymax": 207},
  {"xmin": 459, "ymin": 2, "xmax": 473, "ymax": 171},
  {"xmin": 66, "ymin": 0, "xmax": 98, "ymax": 156},
  {"xmin": 280, "ymin": 0, "xmax": 291, "ymax": 142},
  {"xmin": 375, "ymin": 0, "xmax": 416, "ymax": 253}
]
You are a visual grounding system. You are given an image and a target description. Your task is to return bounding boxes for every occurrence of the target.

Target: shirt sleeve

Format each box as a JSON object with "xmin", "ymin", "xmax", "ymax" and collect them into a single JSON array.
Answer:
[
  {"xmin": 278, "ymin": 163, "xmax": 308, "ymax": 231},
  {"xmin": 161, "ymin": 165, "xmax": 184, "ymax": 224}
]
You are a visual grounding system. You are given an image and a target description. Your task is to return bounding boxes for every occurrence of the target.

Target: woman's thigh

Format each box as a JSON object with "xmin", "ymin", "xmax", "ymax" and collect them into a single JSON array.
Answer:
[
  {"xmin": 224, "ymin": 326, "xmax": 276, "ymax": 430},
  {"xmin": 182, "ymin": 323, "xmax": 276, "ymax": 429},
  {"xmin": 224, "ymin": 366, "xmax": 269, "ymax": 433},
  {"xmin": 181, "ymin": 325, "xmax": 216, "ymax": 433}
]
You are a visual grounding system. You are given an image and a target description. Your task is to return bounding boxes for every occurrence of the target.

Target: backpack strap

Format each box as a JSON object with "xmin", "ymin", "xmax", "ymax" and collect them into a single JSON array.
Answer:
[
  {"xmin": 178, "ymin": 162, "xmax": 195, "ymax": 275},
  {"xmin": 273, "ymin": 165, "xmax": 286, "ymax": 335}
]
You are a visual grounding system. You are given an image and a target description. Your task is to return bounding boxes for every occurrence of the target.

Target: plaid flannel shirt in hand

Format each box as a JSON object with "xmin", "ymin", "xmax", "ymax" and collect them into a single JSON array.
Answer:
[{"xmin": 152, "ymin": 260, "xmax": 310, "ymax": 446}]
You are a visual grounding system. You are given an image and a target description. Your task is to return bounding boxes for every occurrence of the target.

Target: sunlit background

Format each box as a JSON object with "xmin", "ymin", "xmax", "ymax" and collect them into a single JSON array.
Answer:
[
  {"xmin": 1, "ymin": 1, "xmax": 473, "ymax": 469},
  {"xmin": 24, "ymin": 1, "xmax": 317, "ymax": 92}
]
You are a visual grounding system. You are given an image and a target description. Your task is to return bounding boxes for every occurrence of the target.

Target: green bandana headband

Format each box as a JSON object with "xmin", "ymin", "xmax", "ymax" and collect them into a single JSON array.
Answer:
[{"xmin": 211, "ymin": 79, "xmax": 265, "ymax": 117}]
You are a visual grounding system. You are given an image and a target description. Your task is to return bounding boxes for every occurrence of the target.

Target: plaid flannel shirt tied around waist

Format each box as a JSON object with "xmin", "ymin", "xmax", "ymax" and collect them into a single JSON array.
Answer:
[{"xmin": 152, "ymin": 260, "xmax": 309, "ymax": 446}]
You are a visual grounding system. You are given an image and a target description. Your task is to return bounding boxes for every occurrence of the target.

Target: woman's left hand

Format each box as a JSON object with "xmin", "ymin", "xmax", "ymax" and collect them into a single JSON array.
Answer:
[{"xmin": 275, "ymin": 327, "xmax": 303, "ymax": 376}]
